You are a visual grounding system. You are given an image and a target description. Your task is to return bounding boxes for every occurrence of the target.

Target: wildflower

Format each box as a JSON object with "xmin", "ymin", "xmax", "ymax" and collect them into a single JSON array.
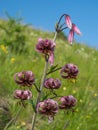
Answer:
[
  {"xmin": 65, "ymin": 14, "xmax": 81, "ymax": 44},
  {"xmin": 14, "ymin": 71, "xmax": 35, "ymax": 87},
  {"xmin": 59, "ymin": 95, "xmax": 77, "ymax": 109},
  {"xmin": 44, "ymin": 78, "xmax": 61, "ymax": 89},
  {"xmin": 0, "ymin": 45, "xmax": 8, "ymax": 54},
  {"xmin": 36, "ymin": 38, "xmax": 56, "ymax": 65},
  {"xmin": 72, "ymin": 90, "xmax": 76, "ymax": 94},
  {"xmin": 94, "ymin": 93, "xmax": 97, "ymax": 97},
  {"xmin": 14, "ymin": 90, "xmax": 32, "ymax": 100},
  {"xmin": 63, "ymin": 87, "xmax": 66, "ymax": 91},
  {"xmin": 37, "ymin": 99, "xmax": 58, "ymax": 118},
  {"xmin": 11, "ymin": 58, "xmax": 15, "ymax": 63},
  {"xmin": 60, "ymin": 63, "xmax": 79, "ymax": 79}
]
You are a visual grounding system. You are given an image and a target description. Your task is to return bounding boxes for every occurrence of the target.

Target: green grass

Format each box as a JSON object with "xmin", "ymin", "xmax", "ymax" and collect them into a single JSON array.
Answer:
[{"xmin": 0, "ymin": 18, "xmax": 98, "ymax": 130}]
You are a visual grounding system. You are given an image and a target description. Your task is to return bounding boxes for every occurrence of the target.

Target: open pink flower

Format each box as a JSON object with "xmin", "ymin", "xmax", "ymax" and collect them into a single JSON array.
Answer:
[
  {"xmin": 36, "ymin": 38, "xmax": 56, "ymax": 65},
  {"xmin": 65, "ymin": 14, "xmax": 81, "ymax": 44}
]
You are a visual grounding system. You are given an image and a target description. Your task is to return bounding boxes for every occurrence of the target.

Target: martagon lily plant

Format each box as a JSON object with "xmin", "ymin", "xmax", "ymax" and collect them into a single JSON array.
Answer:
[{"xmin": 4, "ymin": 14, "xmax": 81, "ymax": 130}]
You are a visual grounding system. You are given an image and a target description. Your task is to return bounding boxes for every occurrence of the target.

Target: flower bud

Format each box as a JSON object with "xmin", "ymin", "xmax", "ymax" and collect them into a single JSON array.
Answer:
[
  {"xmin": 59, "ymin": 95, "xmax": 77, "ymax": 109},
  {"xmin": 44, "ymin": 78, "xmax": 61, "ymax": 89},
  {"xmin": 37, "ymin": 99, "xmax": 58, "ymax": 117},
  {"xmin": 14, "ymin": 90, "xmax": 32, "ymax": 100},
  {"xmin": 14, "ymin": 71, "xmax": 35, "ymax": 87},
  {"xmin": 36, "ymin": 38, "xmax": 56, "ymax": 65},
  {"xmin": 60, "ymin": 63, "xmax": 79, "ymax": 79}
]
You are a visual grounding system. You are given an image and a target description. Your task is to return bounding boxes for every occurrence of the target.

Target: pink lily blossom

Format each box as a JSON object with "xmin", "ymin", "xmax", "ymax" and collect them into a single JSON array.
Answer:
[{"xmin": 65, "ymin": 14, "xmax": 81, "ymax": 44}]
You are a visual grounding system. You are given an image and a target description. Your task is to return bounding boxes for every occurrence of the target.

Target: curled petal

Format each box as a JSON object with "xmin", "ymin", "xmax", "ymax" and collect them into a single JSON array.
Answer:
[
  {"xmin": 38, "ymin": 38, "xmax": 43, "ymax": 42},
  {"xmin": 49, "ymin": 53, "xmax": 54, "ymax": 66},
  {"xmin": 72, "ymin": 23, "xmax": 81, "ymax": 35},
  {"xmin": 65, "ymin": 15, "xmax": 72, "ymax": 29},
  {"xmin": 68, "ymin": 29, "xmax": 74, "ymax": 45}
]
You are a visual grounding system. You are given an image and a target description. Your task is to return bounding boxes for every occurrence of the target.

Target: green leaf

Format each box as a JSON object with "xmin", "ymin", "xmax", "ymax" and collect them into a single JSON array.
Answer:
[{"xmin": 29, "ymin": 99, "xmax": 36, "ymax": 113}]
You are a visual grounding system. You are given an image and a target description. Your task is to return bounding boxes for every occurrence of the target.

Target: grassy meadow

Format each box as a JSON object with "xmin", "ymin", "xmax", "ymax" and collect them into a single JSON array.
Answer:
[{"xmin": 0, "ymin": 17, "xmax": 98, "ymax": 130}]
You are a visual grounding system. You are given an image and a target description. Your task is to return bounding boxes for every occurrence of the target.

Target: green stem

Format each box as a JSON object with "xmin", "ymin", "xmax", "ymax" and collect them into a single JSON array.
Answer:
[
  {"xmin": 31, "ymin": 31, "xmax": 57, "ymax": 130},
  {"xmin": 31, "ymin": 60, "xmax": 48, "ymax": 130}
]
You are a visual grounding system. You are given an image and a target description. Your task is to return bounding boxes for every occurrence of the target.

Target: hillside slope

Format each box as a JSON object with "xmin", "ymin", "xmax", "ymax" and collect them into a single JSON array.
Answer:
[{"xmin": 0, "ymin": 18, "xmax": 98, "ymax": 130}]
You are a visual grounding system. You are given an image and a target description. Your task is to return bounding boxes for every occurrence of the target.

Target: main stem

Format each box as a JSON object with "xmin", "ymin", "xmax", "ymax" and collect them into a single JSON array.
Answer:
[{"xmin": 31, "ymin": 32, "xmax": 57, "ymax": 130}]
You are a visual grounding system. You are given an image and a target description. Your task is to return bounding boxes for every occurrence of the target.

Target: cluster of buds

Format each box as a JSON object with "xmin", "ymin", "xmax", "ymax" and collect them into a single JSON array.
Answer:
[
  {"xmin": 13, "ymin": 13, "xmax": 81, "ymax": 123},
  {"xmin": 14, "ymin": 71, "xmax": 35, "ymax": 101},
  {"xmin": 37, "ymin": 95, "xmax": 77, "ymax": 118}
]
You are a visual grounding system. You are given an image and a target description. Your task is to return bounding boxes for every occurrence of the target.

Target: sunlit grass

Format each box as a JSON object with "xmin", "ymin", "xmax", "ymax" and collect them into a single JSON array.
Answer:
[{"xmin": 0, "ymin": 18, "xmax": 98, "ymax": 130}]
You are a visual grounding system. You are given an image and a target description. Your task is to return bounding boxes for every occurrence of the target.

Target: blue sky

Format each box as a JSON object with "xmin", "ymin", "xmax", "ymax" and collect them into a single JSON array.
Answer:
[{"xmin": 0, "ymin": 0, "xmax": 98, "ymax": 48}]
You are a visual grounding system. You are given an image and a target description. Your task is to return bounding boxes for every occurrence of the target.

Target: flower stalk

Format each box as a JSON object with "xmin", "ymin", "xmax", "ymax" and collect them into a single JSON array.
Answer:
[{"xmin": 31, "ymin": 32, "xmax": 57, "ymax": 130}]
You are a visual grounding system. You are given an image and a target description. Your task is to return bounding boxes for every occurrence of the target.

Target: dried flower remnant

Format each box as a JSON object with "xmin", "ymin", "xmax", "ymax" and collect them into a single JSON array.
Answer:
[
  {"xmin": 36, "ymin": 38, "xmax": 56, "ymax": 65},
  {"xmin": 60, "ymin": 63, "xmax": 79, "ymax": 79},
  {"xmin": 14, "ymin": 90, "xmax": 32, "ymax": 100},
  {"xmin": 37, "ymin": 99, "xmax": 58, "ymax": 118},
  {"xmin": 59, "ymin": 95, "xmax": 77, "ymax": 109},
  {"xmin": 14, "ymin": 71, "xmax": 35, "ymax": 87},
  {"xmin": 44, "ymin": 78, "xmax": 61, "ymax": 89}
]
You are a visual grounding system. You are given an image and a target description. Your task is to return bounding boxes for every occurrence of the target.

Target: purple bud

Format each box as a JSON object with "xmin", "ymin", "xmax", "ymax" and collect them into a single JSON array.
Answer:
[
  {"xmin": 44, "ymin": 78, "xmax": 61, "ymax": 89},
  {"xmin": 36, "ymin": 38, "xmax": 55, "ymax": 65},
  {"xmin": 14, "ymin": 90, "xmax": 32, "ymax": 100},
  {"xmin": 37, "ymin": 99, "xmax": 58, "ymax": 117},
  {"xmin": 60, "ymin": 63, "xmax": 79, "ymax": 79},
  {"xmin": 59, "ymin": 95, "xmax": 77, "ymax": 109},
  {"xmin": 14, "ymin": 71, "xmax": 35, "ymax": 87}
]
